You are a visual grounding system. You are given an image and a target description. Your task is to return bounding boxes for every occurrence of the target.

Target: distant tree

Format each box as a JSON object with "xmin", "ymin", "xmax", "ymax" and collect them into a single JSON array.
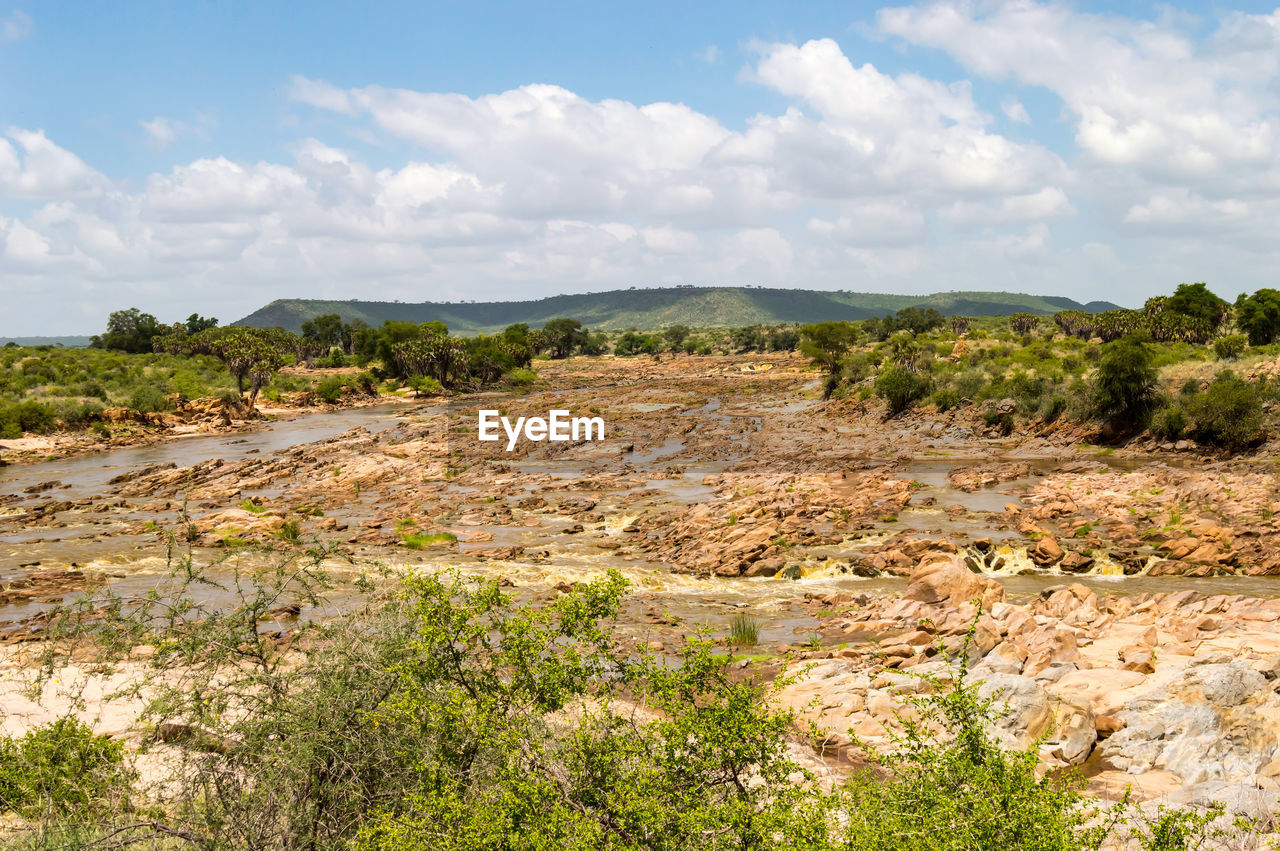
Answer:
[
  {"xmin": 1092, "ymin": 334, "xmax": 1159, "ymax": 432},
  {"xmin": 542, "ymin": 318, "xmax": 585, "ymax": 359},
  {"xmin": 800, "ymin": 321, "xmax": 860, "ymax": 399},
  {"xmin": 662, "ymin": 325, "xmax": 691, "ymax": 351},
  {"xmin": 891, "ymin": 306, "xmax": 945, "ymax": 335},
  {"xmin": 614, "ymin": 332, "xmax": 661, "ymax": 357},
  {"xmin": 91, "ymin": 308, "xmax": 163, "ymax": 353},
  {"xmin": 185, "ymin": 313, "xmax": 219, "ymax": 335},
  {"xmin": 1167, "ymin": 282, "xmax": 1229, "ymax": 330},
  {"xmin": 301, "ymin": 314, "xmax": 345, "ymax": 349},
  {"xmin": 766, "ymin": 327, "xmax": 799, "ymax": 351},
  {"xmin": 950, "ymin": 316, "xmax": 971, "ymax": 336},
  {"xmin": 526, "ymin": 329, "xmax": 548, "ymax": 357},
  {"xmin": 1009, "ymin": 313, "xmax": 1040, "ymax": 335},
  {"xmin": 1235, "ymin": 289, "xmax": 1280, "ymax": 346}
]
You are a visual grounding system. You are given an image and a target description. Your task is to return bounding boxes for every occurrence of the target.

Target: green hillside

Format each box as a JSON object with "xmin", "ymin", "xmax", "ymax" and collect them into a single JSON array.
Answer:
[{"xmin": 234, "ymin": 287, "xmax": 1122, "ymax": 334}]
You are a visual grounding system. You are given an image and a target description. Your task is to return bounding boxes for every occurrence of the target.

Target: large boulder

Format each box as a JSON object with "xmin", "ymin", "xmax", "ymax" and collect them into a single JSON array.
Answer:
[
  {"xmin": 1100, "ymin": 663, "xmax": 1280, "ymax": 785},
  {"xmin": 904, "ymin": 554, "xmax": 1005, "ymax": 610}
]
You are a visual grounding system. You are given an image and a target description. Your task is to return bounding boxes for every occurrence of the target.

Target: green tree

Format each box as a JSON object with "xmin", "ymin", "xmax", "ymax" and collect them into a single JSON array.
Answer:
[
  {"xmin": 185, "ymin": 313, "xmax": 219, "ymax": 334},
  {"xmin": 662, "ymin": 324, "xmax": 691, "ymax": 351},
  {"xmin": 1009, "ymin": 313, "xmax": 1040, "ymax": 335},
  {"xmin": 875, "ymin": 365, "xmax": 931, "ymax": 415},
  {"xmin": 800, "ymin": 321, "xmax": 860, "ymax": 399},
  {"xmin": 91, "ymin": 308, "xmax": 162, "ymax": 353},
  {"xmin": 1091, "ymin": 334, "xmax": 1159, "ymax": 431},
  {"xmin": 542, "ymin": 318, "xmax": 585, "ymax": 359},
  {"xmin": 1235, "ymin": 288, "xmax": 1280, "ymax": 346},
  {"xmin": 301, "ymin": 313, "xmax": 345, "ymax": 349},
  {"xmin": 1166, "ymin": 282, "xmax": 1229, "ymax": 330}
]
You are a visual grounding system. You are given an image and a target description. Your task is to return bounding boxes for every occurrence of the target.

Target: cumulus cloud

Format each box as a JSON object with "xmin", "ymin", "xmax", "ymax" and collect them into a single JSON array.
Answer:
[
  {"xmin": 5, "ymin": 15, "xmax": 1280, "ymax": 333},
  {"xmin": 877, "ymin": 2, "xmax": 1280, "ymax": 190},
  {"xmin": 0, "ymin": 128, "xmax": 107, "ymax": 199}
]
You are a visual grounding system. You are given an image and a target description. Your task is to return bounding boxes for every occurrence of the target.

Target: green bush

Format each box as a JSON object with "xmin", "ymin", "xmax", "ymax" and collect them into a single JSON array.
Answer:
[
  {"xmin": 1213, "ymin": 334, "xmax": 1246, "ymax": 360},
  {"xmin": 509, "ymin": 367, "xmax": 538, "ymax": 386},
  {"xmin": 127, "ymin": 385, "xmax": 171, "ymax": 413},
  {"xmin": 1150, "ymin": 405, "xmax": 1186, "ymax": 441},
  {"xmin": 0, "ymin": 400, "xmax": 58, "ymax": 437},
  {"xmin": 356, "ymin": 371, "xmax": 378, "ymax": 394},
  {"xmin": 0, "ymin": 718, "xmax": 130, "ymax": 817},
  {"xmin": 1187, "ymin": 370, "xmax": 1265, "ymax": 450},
  {"xmin": 316, "ymin": 375, "xmax": 346, "ymax": 403},
  {"xmin": 837, "ymin": 651, "xmax": 1112, "ymax": 851},
  {"xmin": 875, "ymin": 366, "xmax": 931, "ymax": 415},
  {"xmin": 931, "ymin": 388, "xmax": 961, "ymax": 411},
  {"xmin": 407, "ymin": 375, "xmax": 443, "ymax": 395}
]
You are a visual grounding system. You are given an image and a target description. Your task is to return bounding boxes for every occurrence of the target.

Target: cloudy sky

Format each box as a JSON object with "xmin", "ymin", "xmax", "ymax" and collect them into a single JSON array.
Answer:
[{"xmin": 2, "ymin": 1, "xmax": 1279, "ymax": 334}]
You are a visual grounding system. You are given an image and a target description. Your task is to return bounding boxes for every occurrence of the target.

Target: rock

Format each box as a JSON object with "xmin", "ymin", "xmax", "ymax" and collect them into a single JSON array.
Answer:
[
  {"xmin": 981, "ymin": 641, "xmax": 1027, "ymax": 675},
  {"xmin": 976, "ymin": 674, "xmax": 1054, "ymax": 750},
  {"xmin": 1030, "ymin": 536, "xmax": 1064, "ymax": 567},
  {"xmin": 1059, "ymin": 551, "xmax": 1094, "ymax": 574},
  {"xmin": 1101, "ymin": 663, "xmax": 1280, "ymax": 786},
  {"xmin": 903, "ymin": 554, "xmax": 1005, "ymax": 610},
  {"xmin": 1121, "ymin": 646, "xmax": 1156, "ymax": 674},
  {"xmin": 743, "ymin": 556, "xmax": 784, "ymax": 578}
]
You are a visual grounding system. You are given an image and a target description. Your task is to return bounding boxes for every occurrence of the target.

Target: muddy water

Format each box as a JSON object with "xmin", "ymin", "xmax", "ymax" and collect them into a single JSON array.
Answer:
[{"xmin": 0, "ymin": 404, "xmax": 408, "ymax": 500}]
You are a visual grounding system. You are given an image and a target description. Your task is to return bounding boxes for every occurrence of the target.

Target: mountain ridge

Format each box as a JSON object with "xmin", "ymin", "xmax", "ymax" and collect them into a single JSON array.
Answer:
[{"xmin": 234, "ymin": 287, "xmax": 1123, "ymax": 335}]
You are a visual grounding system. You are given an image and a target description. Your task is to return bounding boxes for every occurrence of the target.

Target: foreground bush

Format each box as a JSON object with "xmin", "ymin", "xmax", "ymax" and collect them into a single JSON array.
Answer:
[
  {"xmin": 27, "ymin": 543, "xmax": 1259, "ymax": 849},
  {"xmin": 0, "ymin": 718, "xmax": 130, "ymax": 818}
]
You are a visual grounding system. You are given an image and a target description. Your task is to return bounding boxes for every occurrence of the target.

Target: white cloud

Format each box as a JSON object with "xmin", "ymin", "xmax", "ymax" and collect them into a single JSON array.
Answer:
[
  {"xmin": 140, "ymin": 117, "xmax": 179, "ymax": 151},
  {"xmin": 1001, "ymin": 97, "xmax": 1030, "ymax": 123},
  {"xmin": 877, "ymin": 2, "xmax": 1280, "ymax": 187},
  {"xmin": 0, "ymin": 128, "xmax": 107, "ymax": 199},
  {"xmin": 7, "ymin": 18, "xmax": 1280, "ymax": 333},
  {"xmin": 1, "ymin": 9, "xmax": 32, "ymax": 43}
]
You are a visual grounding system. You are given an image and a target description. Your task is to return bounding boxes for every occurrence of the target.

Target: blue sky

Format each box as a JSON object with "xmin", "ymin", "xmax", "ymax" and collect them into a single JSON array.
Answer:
[{"xmin": 3, "ymin": 1, "xmax": 1280, "ymax": 333}]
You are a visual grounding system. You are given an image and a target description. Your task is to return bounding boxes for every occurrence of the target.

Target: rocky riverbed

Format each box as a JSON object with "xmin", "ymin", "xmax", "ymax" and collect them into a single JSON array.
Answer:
[{"xmin": 4, "ymin": 351, "xmax": 1280, "ymax": 828}]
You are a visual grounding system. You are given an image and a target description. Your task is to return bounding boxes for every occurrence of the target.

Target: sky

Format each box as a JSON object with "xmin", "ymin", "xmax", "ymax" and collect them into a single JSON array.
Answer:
[{"xmin": 2, "ymin": 1, "xmax": 1280, "ymax": 334}]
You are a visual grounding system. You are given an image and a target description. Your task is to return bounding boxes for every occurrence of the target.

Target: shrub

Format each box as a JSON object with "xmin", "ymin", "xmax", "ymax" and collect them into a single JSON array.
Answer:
[
  {"xmin": 407, "ymin": 375, "xmax": 443, "ymax": 395},
  {"xmin": 837, "ymin": 648, "xmax": 1113, "ymax": 851},
  {"xmin": 0, "ymin": 400, "xmax": 58, "ymax": 437},
  {"xmin": 55, "ymin": 400, "xmax": 104, "ymax": 428},
  {"xmin": 316, "ymin": 375, "xmax": 346, "ymax": 403},
  {"xmin": 356, "ymin": 371, "xmax": 378, "ymax": 394},
  {"xmin": 875, "ymin": 366, "xmax": 931, "ymax": 416},
  {"xmin": 1213, "ymin": 334, "xmax": 1246, "ymax": 360},
  {"xmin": 931, "ymin": 388, "xmax": 961, "ymax": 411},
  {"xmin": 127, "ymin": 385, "xmax": 170, "ymax": 413},
  {"xmin": 509, "ymin": 368, "xmax": 538, "ymax": 386},
  {"xmin": 983, "ymin": 410, "xmax": 1015, "ymax": 435},
  {"xmin": 1150, "ymin": 405, "xmax": 1187, "ymax": 442},
  {"xmin": 0, "ymin": 718, "xmax": 130, "ymax": 817},
  {"xmin": 1187, "ymin": 370, "xmax": 1265, "ymax": 450}
]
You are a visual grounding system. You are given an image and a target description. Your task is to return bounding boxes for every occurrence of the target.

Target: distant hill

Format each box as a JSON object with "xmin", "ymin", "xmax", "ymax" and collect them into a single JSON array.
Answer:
[
  {"xmin": 0, "ymin": 336, "xmax": 92, "ymax": 348},
  {"xmin": 235, "ymin": 288, "xmax": 1123, "ymax": 335}
]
